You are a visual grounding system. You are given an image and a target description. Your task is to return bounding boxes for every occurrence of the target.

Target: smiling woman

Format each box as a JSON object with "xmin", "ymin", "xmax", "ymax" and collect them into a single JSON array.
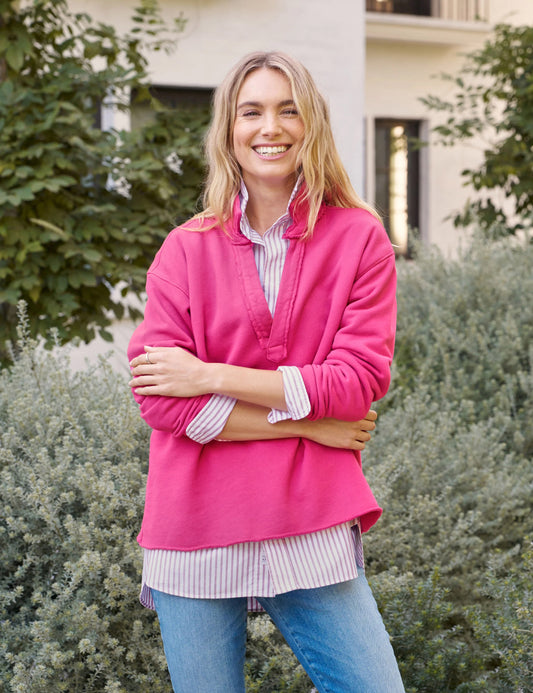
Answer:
[{"xmin": 128, "ymin": 51, "xmax": 405, "ymax": 693}]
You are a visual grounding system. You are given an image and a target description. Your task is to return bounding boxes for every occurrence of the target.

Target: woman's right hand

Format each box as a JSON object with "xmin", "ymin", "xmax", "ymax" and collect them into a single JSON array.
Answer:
[{"xmin": 299, "ymin": 410, "xmax": 377, "ymax": 450}]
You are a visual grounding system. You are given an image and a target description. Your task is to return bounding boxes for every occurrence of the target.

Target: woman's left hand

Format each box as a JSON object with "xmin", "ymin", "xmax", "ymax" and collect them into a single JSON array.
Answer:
[{"xmin": 129, "ymin": 346, "xmax": 210, "ymax": 397}]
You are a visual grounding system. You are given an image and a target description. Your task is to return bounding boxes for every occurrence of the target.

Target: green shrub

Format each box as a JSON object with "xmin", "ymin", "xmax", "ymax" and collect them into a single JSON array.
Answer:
[
  {"xmin": 1, "ymin": 233, "xmax": 532, "ymax": 692},
  {"xmin": 245, "ymin": 615, "xmax": 312, "ymax": 692},
  {"xmin": 364, "ymin": 235, "xmax": 533, "ymax": 691},
  {"xmin": 392, "ymin": 235, "xmax": 533, "ymax": 457},
  {"xmin": 0, "ymin": 307, "xmax": 169, "ymax": 692},
  {"xmin": 466, "ymin": 543, "xmax": 533, "ymax": 692},
  {"xmin": 369, "ymin": 569, "xmax": 475, "ymax": 693}
]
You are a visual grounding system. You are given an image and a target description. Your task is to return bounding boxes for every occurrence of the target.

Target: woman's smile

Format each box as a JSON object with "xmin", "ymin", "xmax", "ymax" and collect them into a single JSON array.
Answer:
[{"xmin": 253, "ymin": 144, "xmax": 291, "ymax": 158}]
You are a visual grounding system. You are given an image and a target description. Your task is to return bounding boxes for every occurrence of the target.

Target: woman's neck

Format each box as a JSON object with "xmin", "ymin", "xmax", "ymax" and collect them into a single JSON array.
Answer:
[{"xmin": 243, "ymin": 177, "xmax": 296, "ymax": 236}]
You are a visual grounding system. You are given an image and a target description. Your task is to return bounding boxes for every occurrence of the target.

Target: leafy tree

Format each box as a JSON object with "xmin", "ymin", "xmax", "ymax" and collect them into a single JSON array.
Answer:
[
  {"xmin": 0, "ymin": 0, "xmax": 210, "ymax": 362},
  {"xmin": 421, "ymin": 23, "xmax": 533, "ymax": 236}
]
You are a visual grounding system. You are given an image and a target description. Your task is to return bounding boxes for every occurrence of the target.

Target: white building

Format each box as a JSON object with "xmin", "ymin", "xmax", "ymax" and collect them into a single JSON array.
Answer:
[{"xmin": 66, "ymin": 0, "xmax": 533, "ymax": 367}]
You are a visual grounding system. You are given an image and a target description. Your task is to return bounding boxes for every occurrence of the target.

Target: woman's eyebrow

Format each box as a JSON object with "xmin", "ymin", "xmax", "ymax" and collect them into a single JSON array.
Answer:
[{"xmin": 236, "ymin": 99, "xmax": 296, "ymax": 110}]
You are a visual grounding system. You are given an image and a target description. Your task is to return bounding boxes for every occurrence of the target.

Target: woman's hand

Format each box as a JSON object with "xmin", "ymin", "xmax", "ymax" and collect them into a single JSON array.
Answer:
[
  {"xmin": 129, "ymin": 346, "xmax": 211, "ymax": 397},
  {"xmin": 129, "ymin": 345, "xmax": 286, "ymax": 410},
  {"xmin": 298, "ymin": 410, "xmax": 377, "ymax": 450}
]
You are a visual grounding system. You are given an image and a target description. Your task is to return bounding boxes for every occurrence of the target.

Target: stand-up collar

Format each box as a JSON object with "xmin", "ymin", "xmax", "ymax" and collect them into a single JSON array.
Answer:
[{"xmin": 227, "ymin": 179, "xmax": 324, "ymax": 244}]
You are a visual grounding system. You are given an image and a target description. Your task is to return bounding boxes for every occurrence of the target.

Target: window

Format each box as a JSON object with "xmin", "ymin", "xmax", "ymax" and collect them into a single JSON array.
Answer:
[
  {"xmin": 374, "ymin": 119, "xmax": 420, "ymax": 256},
  {"xmin": 366, "ymin": 0, "xmax": 431, "ymax": 16},
  {"xmin": 130, "ymin": 86, "xmax": 213, "ymax": 130}
]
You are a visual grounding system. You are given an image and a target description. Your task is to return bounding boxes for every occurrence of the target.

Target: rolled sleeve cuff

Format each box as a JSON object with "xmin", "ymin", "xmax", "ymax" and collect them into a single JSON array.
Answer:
[
  {"xmin": 268, "ymin": 366, "xmax": 311, "ymax": 423},
  {"xmin": 186, "ymin": 394, "xmax": 237, "ymax": 444}
]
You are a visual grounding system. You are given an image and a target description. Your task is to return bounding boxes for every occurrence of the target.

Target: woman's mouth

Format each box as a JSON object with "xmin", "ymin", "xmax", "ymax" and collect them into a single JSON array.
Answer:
[{"xmin": 253, "ymin": 145, "xmax": 290, "ymax": 157}]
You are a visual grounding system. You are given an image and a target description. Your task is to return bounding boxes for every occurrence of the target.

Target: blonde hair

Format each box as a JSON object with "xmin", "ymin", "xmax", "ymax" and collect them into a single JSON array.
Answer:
[{"xmin": 196, "ymin": 51, "xmax": 379, "ymax": 238}]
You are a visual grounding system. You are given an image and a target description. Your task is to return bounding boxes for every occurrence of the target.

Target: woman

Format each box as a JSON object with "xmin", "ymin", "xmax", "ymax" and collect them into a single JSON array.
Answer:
[{"xmin": 128, "ymin": 51, "xmax": 404, "ymax": 693}]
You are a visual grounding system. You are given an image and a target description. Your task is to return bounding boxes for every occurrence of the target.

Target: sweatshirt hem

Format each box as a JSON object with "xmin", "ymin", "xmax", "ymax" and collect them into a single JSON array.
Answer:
[{"xmin": 136, "ymin": 507, "xmax": 382, "ymax": 552}]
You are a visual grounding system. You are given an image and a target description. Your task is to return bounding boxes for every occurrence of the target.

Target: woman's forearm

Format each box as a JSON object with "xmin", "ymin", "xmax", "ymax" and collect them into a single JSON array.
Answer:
[
  {"xmin": 217, "ymin": 401, "xmax": 299, "ymax": 440},
  {"xmin": 129, "ymin": 346, "xmax": 288, "ymax": 411},
  {"xmin": 208, "ymin": 363, "xmax": 286, "ymax": 411},
  {"xmin": 218, "ymin": 401, "xmax": 376, "ymax": 451}
]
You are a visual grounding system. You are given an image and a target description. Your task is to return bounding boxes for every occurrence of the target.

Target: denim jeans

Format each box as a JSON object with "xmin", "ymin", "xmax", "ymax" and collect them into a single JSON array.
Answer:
[{"xmin": 151, "ymin": 574, "xmax": 405, "ymax": 693}]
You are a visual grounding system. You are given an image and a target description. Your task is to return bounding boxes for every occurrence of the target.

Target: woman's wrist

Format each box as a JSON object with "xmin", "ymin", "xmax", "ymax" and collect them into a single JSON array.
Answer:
[
  {"xmin": 203, "ymin": 362, "xmax": 286, "ymax": 411},
  {"xmin": 204, "ymin": 362, "xmax": 227, "ymax": 395}
]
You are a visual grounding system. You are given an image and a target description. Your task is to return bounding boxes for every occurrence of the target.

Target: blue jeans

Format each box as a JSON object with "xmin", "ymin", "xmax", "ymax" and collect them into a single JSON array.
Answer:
[{"xmin": 151, "ymin": 575, "xmax": 405, "ymax": 693}]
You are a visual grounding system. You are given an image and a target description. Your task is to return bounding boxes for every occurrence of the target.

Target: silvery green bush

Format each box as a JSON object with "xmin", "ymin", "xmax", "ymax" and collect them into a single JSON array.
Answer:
[
  {"xmin": 365, "ymin": 234, "xmax": 533, "ymax": 691},
  {"xmin": 465, "ymin": 543, "xmax": 532, "ymax": 692},
  {"xmin": 1, "ymin": 233, "xmax": 532, "ymax": 691},
  {"xmin": 0, "ymin": 310, "xmax": 170, "ymax": 692}
]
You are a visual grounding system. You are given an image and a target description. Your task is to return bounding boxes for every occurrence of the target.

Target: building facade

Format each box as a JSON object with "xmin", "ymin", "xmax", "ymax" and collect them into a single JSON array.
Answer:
[{"xmin": 71, "ymin": 0, "xmax": 533, "ymax": 254}]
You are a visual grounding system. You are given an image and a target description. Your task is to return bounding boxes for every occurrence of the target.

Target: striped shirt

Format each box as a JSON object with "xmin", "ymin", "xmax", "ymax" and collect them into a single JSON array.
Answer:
[{"xmin": 141, "ymin": 180, "xmax": 363, "ymax": 611}]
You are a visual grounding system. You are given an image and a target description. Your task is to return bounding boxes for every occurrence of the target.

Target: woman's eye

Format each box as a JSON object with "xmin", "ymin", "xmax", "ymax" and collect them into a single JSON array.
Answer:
[
  {"xmin": 282, "ymin": 109, "xmax": 299, "ymax": 116},
  {"xmin": 241, "ymin": 110, "xmax": 260, "ymax": 117}
]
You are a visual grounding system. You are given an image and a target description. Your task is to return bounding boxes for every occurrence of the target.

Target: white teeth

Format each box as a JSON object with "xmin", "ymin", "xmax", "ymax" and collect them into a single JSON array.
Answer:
[{"xmin": 255, "ymin": 145, "xmax": 289, "ymax": 155}]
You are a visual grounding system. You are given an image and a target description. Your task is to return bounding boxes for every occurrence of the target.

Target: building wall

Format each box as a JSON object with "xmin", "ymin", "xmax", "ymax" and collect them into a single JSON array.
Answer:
[{"xmin": 365, "ymin": 0, "xmax": 533, "ymax": 253}]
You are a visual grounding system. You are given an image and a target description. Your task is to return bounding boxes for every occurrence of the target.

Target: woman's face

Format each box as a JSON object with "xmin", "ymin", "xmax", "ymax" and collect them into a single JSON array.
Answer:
[{"xmin": 233, "ymin": 68, "xmax": 305, "ymax": 193}]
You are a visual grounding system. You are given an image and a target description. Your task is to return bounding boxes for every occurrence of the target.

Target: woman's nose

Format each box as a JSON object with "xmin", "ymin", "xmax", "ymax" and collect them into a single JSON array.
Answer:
[{"xmin": 260, "ymin": 113, "xmax": 282, "ymax": 136}]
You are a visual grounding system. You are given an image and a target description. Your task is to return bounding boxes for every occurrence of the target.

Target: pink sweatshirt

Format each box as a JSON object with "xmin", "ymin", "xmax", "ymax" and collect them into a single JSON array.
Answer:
[{"xmin": 128, "ymin": 193, "xmax": 397, "ymax": 551}]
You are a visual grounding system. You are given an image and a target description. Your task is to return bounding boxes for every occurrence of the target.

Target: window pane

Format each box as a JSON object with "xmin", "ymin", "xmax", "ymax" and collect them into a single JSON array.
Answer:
[
  {"xmin": 375, "ymin": 119, "xmax": 420, "ymax": 256},
  {"xmin": 130, "ymin": 86, "xmax": 213, "ymax": 130},
  {"xmin": 366, "ymin": 0, "xmax": 432, "ymax": 16}
]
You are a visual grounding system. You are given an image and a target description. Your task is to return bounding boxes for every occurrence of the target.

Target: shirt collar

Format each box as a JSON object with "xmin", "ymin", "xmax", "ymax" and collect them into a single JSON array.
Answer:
[{"xmin": 239, "ymin": 175, "xmax": 303, "ymax": 239}]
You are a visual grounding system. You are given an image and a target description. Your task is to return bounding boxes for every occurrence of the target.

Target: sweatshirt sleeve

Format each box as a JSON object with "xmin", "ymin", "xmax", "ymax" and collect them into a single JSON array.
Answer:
[
  {"xmin": 299, "ymin": 240, "xmax": 397, "ymax": 422},
  {"xmin": 127, "ymin": 252, "xmax": 212, "ymax": 438}
]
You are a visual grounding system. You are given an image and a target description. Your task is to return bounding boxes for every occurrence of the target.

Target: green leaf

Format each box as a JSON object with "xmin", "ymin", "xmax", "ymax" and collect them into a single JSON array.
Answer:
[
  {"xmin": 29, "ymin": 218, "xmax": 70, "ymax": 240},
  {"xmin": 5, "ymin": 43, "xmax": 25, "ymax": 72},
  {"xmin": 80, "ymin": 248, "xmax": 103, "ymax": 263}
]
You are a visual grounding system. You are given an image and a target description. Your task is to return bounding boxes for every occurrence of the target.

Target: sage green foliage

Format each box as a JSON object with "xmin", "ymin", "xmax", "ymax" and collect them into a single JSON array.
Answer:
[
  {"xmin": 0, "ymin": 305, "xmax": 169, "ymax": 691},
  {"xmin": 465, "ymin": 544, "xmax": 533, "ymax": 693},
  {"xmin": 0, "ymin": 0, "xmax": 209, "ymax": 361},
  {"xmin": 365, "ymin": 235, "xmax": 533, "ymax": 691},
  {"xmin": 421, "ymin": 23, "xmax": 533, "ymax": 236},
  {"xmin": 1, "ymin": 234, "xmax": 532, "ymax": 691},
  {"xmin": 245, "ymin": 615, "xmax": 311, "ymax": 692}
]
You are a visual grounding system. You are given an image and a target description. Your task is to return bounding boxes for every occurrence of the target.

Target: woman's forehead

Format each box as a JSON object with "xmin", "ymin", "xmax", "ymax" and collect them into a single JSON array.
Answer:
[{"xmin": 236, "ymin": 68, "xmax": 294, "ymax": 104}]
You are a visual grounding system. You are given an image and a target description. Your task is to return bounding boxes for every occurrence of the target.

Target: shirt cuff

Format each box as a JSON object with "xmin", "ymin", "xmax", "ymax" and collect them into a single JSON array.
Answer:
[
  {"xmin": 186, "ymin": 394, "xmax": 237, "ymax": 444},
  {"xmin": 268, "ymin": 366, "xmax": 311, "ymax": 423}
]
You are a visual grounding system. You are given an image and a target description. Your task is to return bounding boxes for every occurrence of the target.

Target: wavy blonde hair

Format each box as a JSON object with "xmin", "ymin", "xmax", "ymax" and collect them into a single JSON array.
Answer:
[{"xmin": 197, "ymin": 51, "xmax": 378, "ymax": 238}]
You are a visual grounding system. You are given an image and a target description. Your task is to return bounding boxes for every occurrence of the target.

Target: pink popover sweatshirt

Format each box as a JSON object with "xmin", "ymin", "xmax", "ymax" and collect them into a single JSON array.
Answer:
[{"xmin": 128, "ymin": 192, "xmax": 397, "ymax": 551}]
